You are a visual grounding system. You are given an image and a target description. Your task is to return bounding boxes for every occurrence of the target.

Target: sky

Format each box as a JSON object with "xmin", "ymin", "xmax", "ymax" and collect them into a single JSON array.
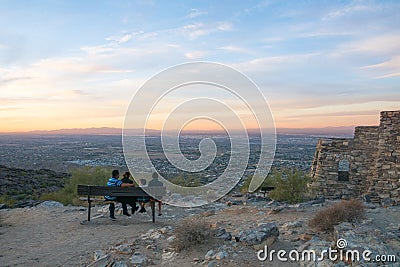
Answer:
[{"xmin": 0, "ymin": 0, "xmax": 399, "ymax": 132}]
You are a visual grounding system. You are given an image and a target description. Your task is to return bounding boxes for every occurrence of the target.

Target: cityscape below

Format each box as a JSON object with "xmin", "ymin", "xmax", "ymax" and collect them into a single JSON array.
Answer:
[{"xmin": 0, "ymin": 133, "xmax": 343, "ymax": 180}]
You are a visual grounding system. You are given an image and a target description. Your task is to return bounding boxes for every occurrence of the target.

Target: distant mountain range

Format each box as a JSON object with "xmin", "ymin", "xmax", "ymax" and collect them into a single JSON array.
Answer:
[{"xmin": 0, "ymin": 126, "xmax": 355, "ymax": 137}]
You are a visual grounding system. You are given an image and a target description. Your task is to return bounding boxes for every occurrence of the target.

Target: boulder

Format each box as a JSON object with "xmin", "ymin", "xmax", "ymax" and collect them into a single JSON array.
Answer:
[
  {"xmin": 214, "ymin": 251, "xmax": 228, "ymax": 260},
  {"xmin": 87, "ymin": 254, "xmax": 111, "ymax": 267},
  {"xmin": 130, "ymin": 252, "xmax": 147, "ymax": 265},
  {"xmin": 236, "ymin": 222, "xmax": 279, "ymax": 249},
  {"xmin": 37, "ymin": 200, "xmax": 64, "ymax": 208},
  {"xmin": 213, "ymin": 228, "xmax": 232, "ymax": 241},
  {"xmin": 112, "ymin": 260, "xmax": 129, "ymax": 267}
]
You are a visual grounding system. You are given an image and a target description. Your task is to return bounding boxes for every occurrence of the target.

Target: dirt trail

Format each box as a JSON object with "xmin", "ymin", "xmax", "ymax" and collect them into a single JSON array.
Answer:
[{"xmin": 0, "ymin": 206, "xmax": 164, "ymax": 267}]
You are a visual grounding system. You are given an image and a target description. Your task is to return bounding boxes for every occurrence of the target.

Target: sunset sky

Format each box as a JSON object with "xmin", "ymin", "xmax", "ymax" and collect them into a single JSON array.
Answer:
[{"xmin": 0, "ymin": 0, "xmax": 399, "ymax": 132}]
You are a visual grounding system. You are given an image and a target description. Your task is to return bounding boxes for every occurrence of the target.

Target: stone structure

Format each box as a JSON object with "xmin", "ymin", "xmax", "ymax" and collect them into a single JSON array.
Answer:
[{"xmin": 309, "ymin": 111, "xmax": 400, "ymax": 204}]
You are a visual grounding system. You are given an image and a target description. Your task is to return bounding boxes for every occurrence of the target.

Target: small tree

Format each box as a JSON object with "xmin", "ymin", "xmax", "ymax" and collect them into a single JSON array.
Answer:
[
  {"xmin": 268, "ymin": 168, "xmax": 310, "ymax": 204},
  {"xmin": 40, "ymin": 166, "xmax": 111, "ymax": 205}
]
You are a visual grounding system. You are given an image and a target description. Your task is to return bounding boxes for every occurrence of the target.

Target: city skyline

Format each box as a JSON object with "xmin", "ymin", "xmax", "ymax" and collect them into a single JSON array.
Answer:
[{"xmin": 1, "ymin": 0, "xmax": 399, "ymax": 132}]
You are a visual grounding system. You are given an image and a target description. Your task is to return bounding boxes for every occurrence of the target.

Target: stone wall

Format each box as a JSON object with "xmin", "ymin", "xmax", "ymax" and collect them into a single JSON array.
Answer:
[
  {"xmin": 309, "ymin": 138, "xmax": 356, "ymax": 199},
  {"xmin": 309, "ymin": 111, "xmax": 400, "ymax": 204},
  {"xmin": 369, "ymin": 111, "xmax": 400, "ymax": 203}
]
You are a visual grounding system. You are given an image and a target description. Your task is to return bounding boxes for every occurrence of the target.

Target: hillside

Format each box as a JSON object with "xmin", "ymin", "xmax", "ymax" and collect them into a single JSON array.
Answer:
[{"xmin": 0, "ymin": 165, "xmax": 70, "ymax": 207}]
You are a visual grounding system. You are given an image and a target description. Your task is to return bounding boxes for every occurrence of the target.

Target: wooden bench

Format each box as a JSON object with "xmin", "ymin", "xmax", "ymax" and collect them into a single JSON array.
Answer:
[
  {"xmin": 77, "ymin": 185, "xmax": 166, "ymax": 223},
  {"xmin": 260, "ymin": 186, "xmax": 275, "ymax": 197}
]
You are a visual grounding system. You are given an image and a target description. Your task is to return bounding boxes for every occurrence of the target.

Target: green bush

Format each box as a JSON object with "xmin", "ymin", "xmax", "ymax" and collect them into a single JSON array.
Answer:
[
  {"xmin": 170, "ymin": 173, "xmax": 202, "ymax": 187},
  {"xmin": 0, "ymin": 194, "xmax": 16, "ymax": 207},
  {"xmin": 268, "ymin": 168, "xmax": 310, "ymax": 204},
  {"xmin": 40, "ymin": 166, "xmax": 111, "ymax": 205},
  {"xmin": 240, "ymin": 168, "xmax": 310, "ymax": 204}
]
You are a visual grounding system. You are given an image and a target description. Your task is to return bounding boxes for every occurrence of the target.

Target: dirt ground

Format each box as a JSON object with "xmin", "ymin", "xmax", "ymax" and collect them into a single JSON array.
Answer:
[{"xmin": 1, "ymin": 201, "xmax": 399, "ymax": 267}]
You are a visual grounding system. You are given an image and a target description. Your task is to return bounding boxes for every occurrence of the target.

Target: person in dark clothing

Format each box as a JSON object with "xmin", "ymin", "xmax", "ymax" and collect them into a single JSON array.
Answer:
[
  {"xmin": 137, "ymin": 179, "xmax": 150, "ymax": 213},
  {"xmin": 148, "ymin": 172, "xmax": 163, "ymax": 216},
  {"xmin": 105, "ymin": 170, "xmax": 135, "ymax": 220},
  {"xmin": 119, "ymin": 172, "xmax": 139, "ymax": 215}
]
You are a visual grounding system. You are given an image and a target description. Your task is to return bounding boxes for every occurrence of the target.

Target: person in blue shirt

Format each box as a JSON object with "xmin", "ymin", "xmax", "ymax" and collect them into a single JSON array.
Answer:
[{"xmin": 105, "ymin": 170, "xmax": 135, "ymax": 220}]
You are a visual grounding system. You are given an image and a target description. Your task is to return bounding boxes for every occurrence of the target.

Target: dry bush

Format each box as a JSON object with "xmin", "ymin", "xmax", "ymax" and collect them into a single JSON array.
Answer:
[
  {"xmin": 309, "ymin": 199, "xmax": 365, "ymax": 231},
  {"xmin": 171, "ymin": 216, "xmax": 213, "ymax": 251}
]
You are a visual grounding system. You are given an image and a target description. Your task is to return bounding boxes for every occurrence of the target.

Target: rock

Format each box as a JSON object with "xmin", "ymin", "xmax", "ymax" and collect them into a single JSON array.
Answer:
[
  {"xmin": 236, "ymin": 222, "xmax": 279, "ymax": 249},
  {"xmin": 205, "ymin": 250, "xmax": 214, "ymax": 260},
  {"xmin": 193, "ymin": 257, "xmax": 200, "ymax": 262},
  {"xmin": 381, "ymin": 197, "xmax": 393, "ymax": 207},
  {"xmin": 299, "ymin": 233, "xmax": 313, "ymax": 241},
  {"xmin": 114, "ymin": 244, "xmax": 132, "ymax": 254},
  {"xmin": 159, "ymin": 226, "xmax": 172, "ymax": 234},
  {"xmin": 268, "ymin": 207, "xmax": 284, "ymax": 214},
  {"xmin": 141, "ymin": 229, "xmax": 162, "ymax": 239},
  {"xmin": 167, "ymin": 235, "xmax": 176, "ymax": 243},
  {"xmin": 130, "ymin": 252, "xmax": 147, "ymax": 265},
  {"xmin": 112, "ymin": 260, "xmax": 129, "ymax": 267},
  {"xmin": 87, "ymin": 254, "xmax": 111, "ymax": 267},
  {"xmin": 364, "ymin": 202, "xmax": 378, "ymax": 209},
  {"xmin": 94, "ymin": 250, "xmax": 106, "ymax": 261},
  {"xmin": 214, "ymin": 251, "xmax": 228, "ymax": 260},
  {"xmin": 363, "ymin": 194, "xmax": 372, "ymax": 203},
  {"xmin": 37, "ymin": 200, "xmax": 64, "ymax": 208},
  {"xmin": 202, "ymin": 210, "xmax": 216, "ymax": 217},
  {"xmin": 334, "ymin": 222, "xmax": 397, "ymax": 266},
  {"xmin": 162, "ymin": 251, "xmax": 177, "ymax": 264},
  {"xmin": 213, "ymin": 228, "xmax": 232, "ymax": 241},
  {"xmin": 0, "ymin": 203, "xmax": 8, "ymax": 209},
  {"xmin": 281, "ymin": 221, "xmax": 303, "ymax": 230}
]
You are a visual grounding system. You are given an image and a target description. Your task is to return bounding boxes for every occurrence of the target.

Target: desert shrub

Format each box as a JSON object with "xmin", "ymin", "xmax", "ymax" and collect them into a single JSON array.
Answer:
[
  {"xmin": 268, "ymin": 169, "xmax": 310, "ymax": 204},
  {"xmin": 239, "ymin": 175, "xmax": 274, "ymax": 194},
  {"xmin": 40, "ymin": 166, "xmax": 111, "ymax": 205},
  {"xmin": 239, "ymin": 176, "xmax": 252, "ymax": 194},
  {"xmin": 170, "ymin": 173, "xmax": 202, "ymax": 187},
  {"xmin": 308, "ymin": 199, "xmax": 365, "ymax": 231},
  {"xmin": 239, "ymin": 169, "xmax": 310, "ymax": 203},
  {"xmin": 171, "ymin": 216, "xmax": 213, "ymax": 251},
  {"xmin": 0, "ymin": 194, "xmax": 15, "ymax": 207}
]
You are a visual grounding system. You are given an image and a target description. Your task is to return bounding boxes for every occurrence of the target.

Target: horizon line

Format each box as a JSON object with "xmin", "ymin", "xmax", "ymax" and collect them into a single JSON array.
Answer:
[{"xmin": 0, "ymin": 126, "xmax": 357, "ymax": 136}]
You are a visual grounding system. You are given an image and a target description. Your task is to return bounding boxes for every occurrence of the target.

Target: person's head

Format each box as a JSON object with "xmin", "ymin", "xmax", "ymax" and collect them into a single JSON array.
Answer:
[
  {"xmin": 140, "ymin": 179, "xmax": 147, "ymax": 186},
  {"xmin": 112, "ymin": 170, "xmax": 119, "ymax": 178},
  {"xmin": 123, "ymin": 172, "xmax": 131, "ymax": 179},
  {"xmin": 152, "ymin": 172, "xmax": 158, "ymax": 180}
]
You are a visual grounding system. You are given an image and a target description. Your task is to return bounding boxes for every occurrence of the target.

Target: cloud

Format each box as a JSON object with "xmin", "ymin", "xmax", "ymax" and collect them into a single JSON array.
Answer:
[
  {"xmin": 338, "ymin": 35, "xmax": 400, "ymax": 56},
  {"xmin": 233, "ymin": 52, "xmax": 321, "ymax": 72},
  {"xmin": 185, "ymin": 8, "xmax": 208, "ymax": 19},
  {"xmin": 323, "ymin": 2, "xmax": 373, "ymax": 20},
  {"xmin": 180, "ymin": 21, "xmax": 232, "ymax": 39},
  {"xmin": 105, "ymin": 33, "xmax": 135, "ymax": 44},
  {"xmin": 0, "ymin": 76, "xmax": 34, "ymax": 85},
  {"xmin": 362, "ymin": 55, "xmax": 400, "ymax": 79},
  {"xmin": 219, "ymin": 45, "xmax": 253, "ymax": 54},
  {"xmin": 185, "ymin": 51, "xmax": 206, "ymax": 60}
]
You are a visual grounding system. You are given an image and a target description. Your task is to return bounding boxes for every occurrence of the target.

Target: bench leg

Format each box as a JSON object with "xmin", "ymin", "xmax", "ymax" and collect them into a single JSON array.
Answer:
[
  {"xmin": 87, "ymin": 195, "xmax": 91, "ymax": 222},
  {"xmin": 151, "ymin": 200, "xmax": 155, "ymax": 223}
]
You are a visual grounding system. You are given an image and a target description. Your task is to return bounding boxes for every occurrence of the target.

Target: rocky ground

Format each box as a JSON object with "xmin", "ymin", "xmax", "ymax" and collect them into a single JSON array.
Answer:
[{"xmin": 0, "ymin": 196, "xmax": 399, "ymax": 267}]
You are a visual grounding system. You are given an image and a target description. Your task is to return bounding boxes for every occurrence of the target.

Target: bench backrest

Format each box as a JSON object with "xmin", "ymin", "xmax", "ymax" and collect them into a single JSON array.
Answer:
[
  {"xmin": 260, "ymin": 186, "xmax": 275, "ymax": 192},
  {"xmin": 77, "ymin": 185, "xmax": 166, "ymax": 197}
]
